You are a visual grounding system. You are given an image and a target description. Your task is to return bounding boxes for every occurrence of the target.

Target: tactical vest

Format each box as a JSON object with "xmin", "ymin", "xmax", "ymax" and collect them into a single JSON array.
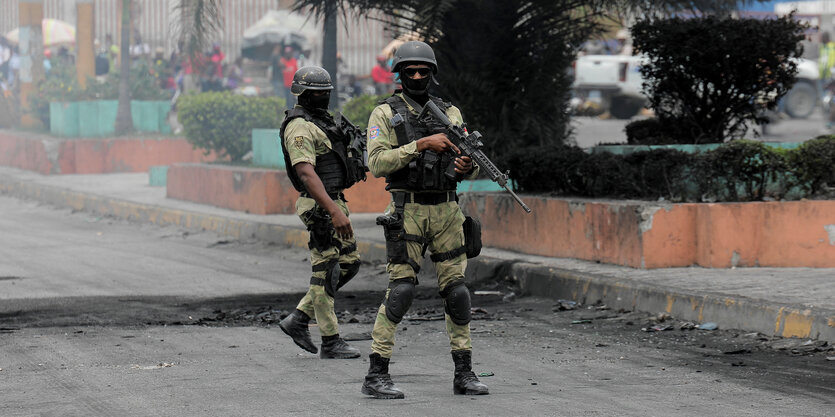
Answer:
[
  {"xmin": 280, "ymin": 106, "xmax": 355, "ymax": 194},
  {"xmin": 384, "ymin": 95, "xmax": 458, "ymax": 192}
]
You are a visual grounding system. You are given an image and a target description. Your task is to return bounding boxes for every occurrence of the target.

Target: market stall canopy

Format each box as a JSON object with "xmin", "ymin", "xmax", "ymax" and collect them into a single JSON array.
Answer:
[
  {"xmin": 5, "ymin": 19, "xmax": 76, "ymax": 47},
  {"xmin": 241, "ymin": 10, "xmax": 319, "ymax": 61}
]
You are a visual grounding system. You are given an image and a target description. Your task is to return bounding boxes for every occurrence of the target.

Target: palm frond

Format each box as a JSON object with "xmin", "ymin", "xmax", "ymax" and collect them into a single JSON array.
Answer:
[{"xmin": 172, "ymin": 0, "xmax": 224, "ymax": 57}]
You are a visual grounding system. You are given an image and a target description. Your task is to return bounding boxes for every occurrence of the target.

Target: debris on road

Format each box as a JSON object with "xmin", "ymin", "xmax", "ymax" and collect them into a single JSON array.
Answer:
[
  {"xmin": 132, "ymin": 362, "xmax": 175, "ymax": 370},
  {"xmin": 478, "ymin": 371, "xmax": 494, "ymax": 377},
  {"xmin": 642, "ymin": 324, "xmax": 673, "ymax": 332},
  {"xmin": 552, "ymin": 300, "xmax": 578, "ymax": 311},
  {"xmin": 697, "ymin": 322, "xmax": 719, "ymax": 330},
  {"xmin": 723, "ymin": 348, "xmax": 752, "ymax": 355}
]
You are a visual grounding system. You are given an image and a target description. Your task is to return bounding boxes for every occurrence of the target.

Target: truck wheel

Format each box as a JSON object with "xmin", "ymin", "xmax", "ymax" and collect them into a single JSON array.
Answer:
[
  {"xmin": 610, "ymin": 95, "xmax": 644, "ymax": 120},
  {"xmin": 784, "ymin": 81, "xmax": 817, "ymax": 119}
]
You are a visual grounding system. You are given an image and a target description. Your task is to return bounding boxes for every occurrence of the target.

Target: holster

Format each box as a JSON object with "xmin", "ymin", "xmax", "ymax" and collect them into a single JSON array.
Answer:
[
  {"xmin": 376, "ymin": 193, "xmax": 424, "ymax": 273},
  {"xmin": 305, "ymin": 207, "xmax": 335, "ymax": 252},
  {"xmin": 463, "ymin": 216, "xmax": 482, "ymax": 259}
]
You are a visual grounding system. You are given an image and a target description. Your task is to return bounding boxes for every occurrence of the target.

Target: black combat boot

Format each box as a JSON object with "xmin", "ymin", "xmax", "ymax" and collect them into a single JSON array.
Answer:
[
  {"xmin": 320, "ymin": 334, "xmax": 361, "ymax": 359},
  {"xmin": 278, "ymin": 309, "xmax": 317, "ymax": 354},
  {"xmin": 452, "ymin": 350, "xmax": 489, "ymax": 395},
  {"xmin": 361, "ymin": 353, "xmax": 405, "ymax": 399}
]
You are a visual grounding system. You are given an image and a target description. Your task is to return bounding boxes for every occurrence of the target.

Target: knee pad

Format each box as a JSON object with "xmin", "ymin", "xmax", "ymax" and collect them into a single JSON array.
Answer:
[
  {"xmin": 384, "ymin": 279, "xmax": 415, "ymax": 324},
  {"xmin": 336, "ymin": 261, "xmax": 360, "ymax": 291},
  {"xmin": 311, "ymin": 260, "xmax": 341, "ymax": 297},
  {"xmin": 442, "ymin": 282, "xmax": 471, "ymax": 325}
]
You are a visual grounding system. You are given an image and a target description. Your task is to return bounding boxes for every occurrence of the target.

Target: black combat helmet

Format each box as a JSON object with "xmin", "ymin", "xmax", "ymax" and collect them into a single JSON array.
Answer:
[
  {"xmin": 290, "ymin": 66, "xmax": 334, "ymax": 96},
  {"xmin": 391, "ymin": 41, "xmax": 438, "ymax": 74}
]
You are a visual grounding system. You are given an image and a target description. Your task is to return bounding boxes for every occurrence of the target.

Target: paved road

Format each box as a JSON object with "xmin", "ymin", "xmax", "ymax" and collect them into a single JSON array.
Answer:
[
  {"xmin": 571, "ymin": 108, "xmax": 830, "ymax": 148},
  {"xmin": 1, "ymin": 196, "xmax": 832, "ymax": 416}
]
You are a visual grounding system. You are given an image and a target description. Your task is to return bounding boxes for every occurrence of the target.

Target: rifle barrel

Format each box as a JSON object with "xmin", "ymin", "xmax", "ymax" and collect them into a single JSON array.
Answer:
[{"xmin": 504, "ymin": 184, "xmax": 532, "ymax": 213}]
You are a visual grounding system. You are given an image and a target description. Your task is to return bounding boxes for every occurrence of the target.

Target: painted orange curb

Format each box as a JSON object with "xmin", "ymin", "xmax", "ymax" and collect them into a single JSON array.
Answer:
[
  {"xmin": 460, "ymin": 194, "xmax": 835, "ymax": 269},
  {"xmin": 166, "ymin": 163, "xmax": 390, "ymax": 215},
  {"xmin": 0, "ymin": 130, "xmax": 215, "ymax": 174}
]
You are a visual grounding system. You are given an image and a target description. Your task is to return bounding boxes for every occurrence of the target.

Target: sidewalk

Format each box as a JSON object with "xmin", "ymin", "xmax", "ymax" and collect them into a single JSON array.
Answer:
[{"xmin": 1, "ymin": 165, "xmax": 833, "ymax": 342}]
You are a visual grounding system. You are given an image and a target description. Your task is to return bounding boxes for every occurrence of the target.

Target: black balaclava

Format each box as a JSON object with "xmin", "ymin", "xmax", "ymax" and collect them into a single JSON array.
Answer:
[
  {"xmin": 400, "ymin": 64, "xmax": 433, "ymax": 105},
  {"xmin": 298, "ymin": 90, "xmax": 331, "ymax": 111}
]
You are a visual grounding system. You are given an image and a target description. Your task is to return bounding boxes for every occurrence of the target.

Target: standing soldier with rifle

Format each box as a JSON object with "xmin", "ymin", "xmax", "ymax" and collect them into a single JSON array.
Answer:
[
  {"xmin": 360, "ymin": 41, "xmax": 491, "ymax": 399},
  {"xmin": 278, "ymin": 66, "xmax": 368, "ymax": 359}
]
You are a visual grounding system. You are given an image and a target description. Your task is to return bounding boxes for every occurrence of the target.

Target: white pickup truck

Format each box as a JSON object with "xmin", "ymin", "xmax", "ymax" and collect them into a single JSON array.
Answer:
[{"xmin": 572, "ymin": 54, "xmax": 819, "ymax": 120}]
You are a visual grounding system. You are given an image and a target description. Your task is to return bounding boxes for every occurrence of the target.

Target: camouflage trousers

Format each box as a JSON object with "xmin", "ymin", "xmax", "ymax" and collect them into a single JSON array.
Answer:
[
  {"xmin": 295, "ymin": 196, "xmax": 360, "ymax": 337},
  {"xmin": 370, "ymin": 199, "xmax": 472, "ymax": 358}
]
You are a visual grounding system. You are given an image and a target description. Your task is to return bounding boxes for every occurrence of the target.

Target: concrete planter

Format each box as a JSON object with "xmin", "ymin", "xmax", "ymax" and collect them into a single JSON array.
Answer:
[
  {"xmin": 50, "ymin": 100, "xmax": 171, "ymax": 137},
  {"xmin": 164, "ymin": 163, "xmax": 508, "ymax": 215},
  {"xmin": 459, "ymin": 193, "xmax": 835, "ymax": 269},
  {"xmin": 0, "ymin": 129, "xmax": 215, "ymax": 175},
  {"xmin": 165, "ymin": 163, "xmax": 391, "ymax": 215},
  {"xmin": 589, "ymin": 142, "xmax": 803, "ymax": 155}
]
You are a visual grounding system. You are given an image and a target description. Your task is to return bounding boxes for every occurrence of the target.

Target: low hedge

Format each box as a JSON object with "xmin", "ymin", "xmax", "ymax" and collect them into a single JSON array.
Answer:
[
  {"xmin": 506, "ymin": 137, "xmax": 835, "ymax": 202},
  {"xmin": 178, "ymin": 92, "xmax": 283, "ymax": 161},
  {"xmin": 341, "ymin": 94, "xmax": 387, "ymax": 130}
]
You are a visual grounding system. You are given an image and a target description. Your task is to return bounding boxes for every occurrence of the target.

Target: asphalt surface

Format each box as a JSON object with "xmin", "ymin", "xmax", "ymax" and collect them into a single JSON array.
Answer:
[
  {"xmin": 0, "ymin": 164, "xmax": 833, "ymax": 343},
  {"xmin": 570, "ymin": 107, "xmax": 832, "ymax": 148},
  {"xmin": 1, "ymin": 195, "xmax": 833, "ymax": 416}
]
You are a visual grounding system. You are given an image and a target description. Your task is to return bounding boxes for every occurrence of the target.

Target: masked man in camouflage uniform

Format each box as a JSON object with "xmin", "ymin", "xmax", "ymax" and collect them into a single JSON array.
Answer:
[
  {"xmin": 360, "ymin": 41, "xmax": 490, "ymax": 399},
  {"xmin": 278, "ymin": 66, "xmax": 367, "ymax": 359}
]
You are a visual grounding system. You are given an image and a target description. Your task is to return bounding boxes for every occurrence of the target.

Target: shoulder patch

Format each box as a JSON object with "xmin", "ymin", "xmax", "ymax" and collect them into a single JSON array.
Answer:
[
  {"xmin": 294, "ymin": 136, "xmax": 305, "ymax": 150},
  {"xmin": 369, "ymin": 126, "xmax": 380, "ymax": 140}
]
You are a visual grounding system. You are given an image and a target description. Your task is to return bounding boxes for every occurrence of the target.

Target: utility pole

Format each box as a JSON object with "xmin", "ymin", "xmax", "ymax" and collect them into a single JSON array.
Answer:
[
  {"xmin": 76, "ymin": 0, "xmax": 95, "ymax": 89},
  {"xmin": 18, "ymin": 0, "xmax": 44, "ymax": 128}
]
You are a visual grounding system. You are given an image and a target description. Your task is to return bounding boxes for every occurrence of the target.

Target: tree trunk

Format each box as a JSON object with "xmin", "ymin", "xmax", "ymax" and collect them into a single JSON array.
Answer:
[
  {"xmin": 114, "ymin": 0, "xmax": 133, "ymax": 134},
  {"xmin": 322, "ymin": 1, "xmax": 338, "ymax": 109}
]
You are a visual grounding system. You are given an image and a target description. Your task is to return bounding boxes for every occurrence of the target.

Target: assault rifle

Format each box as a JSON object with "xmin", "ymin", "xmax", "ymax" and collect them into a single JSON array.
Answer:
[
  {"xmin": 417, "ymin": 100, "xmax": 532, "ymax": 213},
  {"xmin": 334, "ymin": 112, "xmax": 369, "ymax": 182}
]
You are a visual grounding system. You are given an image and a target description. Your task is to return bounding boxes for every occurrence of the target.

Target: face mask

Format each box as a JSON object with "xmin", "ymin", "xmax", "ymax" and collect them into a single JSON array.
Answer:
[
  {"xmin": 300, "ymin": 91, "xmax": 330, "ymax": 110},
  {"xmin": 402, "ymin": 74, "xmax": 431, "ymax": 96}
]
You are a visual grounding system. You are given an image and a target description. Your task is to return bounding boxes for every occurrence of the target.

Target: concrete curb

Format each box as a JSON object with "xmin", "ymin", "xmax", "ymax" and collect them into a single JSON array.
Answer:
[
  {"xmin": 508, "ymin": 262, "xmax": 835, "ymax": 342},
  {"xmin": 1, "ymin": 173, "xmax": 833, "ymax": 342}
]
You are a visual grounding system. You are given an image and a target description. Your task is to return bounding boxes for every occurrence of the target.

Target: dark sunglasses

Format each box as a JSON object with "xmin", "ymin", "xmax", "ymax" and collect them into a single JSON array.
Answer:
[{"xmin": 402, "ymin": 67, "xmax": 431, "ymax": 77}]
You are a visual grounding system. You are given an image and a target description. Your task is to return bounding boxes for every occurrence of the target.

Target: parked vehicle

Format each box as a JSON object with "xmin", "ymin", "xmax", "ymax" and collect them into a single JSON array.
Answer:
[{"xmin": 572, "ymin": 54, "xmax": 819, "ymax": 120}]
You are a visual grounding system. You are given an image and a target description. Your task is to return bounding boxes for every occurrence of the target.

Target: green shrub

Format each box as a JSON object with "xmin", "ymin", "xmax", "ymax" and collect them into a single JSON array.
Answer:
[
  {"xmin": 625, "ymin": 118, "xmax": 673, "ymax": 145},
  {"xmin": 504, "ymin": 145, "xmax": 588, "ymax": 194},
  {"xmin": 573, "ymin": 152, "xmax": 637, "ymax": 198},
  {"xmin": 26, "ymin": 60, "xmax": 171, "ymax": 128},
  {"xmin": 623, "ymin": 149, "xmax": 697, "ymax": 201},
  {"xmin": 787, "ymin": 135, "xmax": 835, "ymax": 198},
  {"xmin": 178, "ymin": 92, "xmax": 283, "ymax": 161},
  {"xmin": 698, "ymin": 140, "xmax": 788, "ymax": 201},
  {"xmin": 632, "ymin": 14, "xmax": 806, "ymax": 143},
  {"xmin": 27, "ymin": 65, "xmax": 85, "ymax": 127},
  {"xmin": 341, "ymin": 94, "xmax": 386, "ymax": 130}
]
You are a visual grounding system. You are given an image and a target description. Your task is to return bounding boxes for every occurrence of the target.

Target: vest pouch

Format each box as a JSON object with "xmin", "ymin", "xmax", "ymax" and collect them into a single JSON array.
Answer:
[
  {"xmin": 463, "ymin": 216, "xmax": 482, "ymax": 258},
  {"xmin": 422, "ymin": 151, "xmax": 438, "ymax": 189},
  {"xmin": 407, "ymin": 160, "xmax": 420, "ymax": 188}
]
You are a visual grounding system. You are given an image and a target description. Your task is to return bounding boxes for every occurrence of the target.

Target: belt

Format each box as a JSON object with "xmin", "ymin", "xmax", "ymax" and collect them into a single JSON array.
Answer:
[
  {"xmin": 300, "ymin": 191, "xmax": 344, "ymax": 200},
  {"xmin": 395, "ymin": 191, "xmax": 457, "ymax": 205}
]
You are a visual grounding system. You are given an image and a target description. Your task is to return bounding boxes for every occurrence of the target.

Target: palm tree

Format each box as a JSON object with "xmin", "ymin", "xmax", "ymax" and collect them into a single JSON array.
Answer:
[
  {"xmin": 292, "ymin": 0, "xmax": 346, "ymax": 110},
  {"xmin": 114, "ymin": 0, "xmax": 134, "ymax": 134},
  {"xmin": 166, "ymin": 0, "xmax": 770, "ymax": 146},
  {"xmin": 172, "ymin": 0, "xmax": 224, "ymax": 63},
  {"xmin": 293, "ymin": 0, "xmax": 771, "ymax": 153}
]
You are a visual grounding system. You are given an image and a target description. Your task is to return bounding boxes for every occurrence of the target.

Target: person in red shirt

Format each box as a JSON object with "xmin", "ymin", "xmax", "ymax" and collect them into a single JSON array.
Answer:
[
  {"xmin": 371, "ymin": 55, "xmax": 394, "ymax": 95},
  {"xmin": 280, "ymin": 46, "xmax": 299, "ymax": 107}
]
